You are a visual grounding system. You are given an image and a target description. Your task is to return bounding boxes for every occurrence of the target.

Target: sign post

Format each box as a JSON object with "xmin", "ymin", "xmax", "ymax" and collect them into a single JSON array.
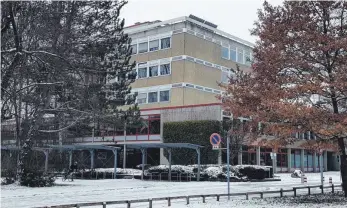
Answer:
[{"xmin": 210, "ymin": 133, "xmax": 230, "ymax": 200}]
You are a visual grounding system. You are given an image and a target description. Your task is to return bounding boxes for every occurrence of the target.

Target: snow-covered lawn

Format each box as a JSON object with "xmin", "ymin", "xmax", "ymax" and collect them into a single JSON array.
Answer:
[{"xmin": 1, "ymin": 171, "xmax": 342, "ymax": 208}]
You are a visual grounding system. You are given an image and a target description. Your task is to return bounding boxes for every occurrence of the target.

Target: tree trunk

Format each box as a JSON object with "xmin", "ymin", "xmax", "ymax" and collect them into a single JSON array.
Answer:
[{"xmin": 337, "ymin": 137, "xmax": 347, "ymax": 197}]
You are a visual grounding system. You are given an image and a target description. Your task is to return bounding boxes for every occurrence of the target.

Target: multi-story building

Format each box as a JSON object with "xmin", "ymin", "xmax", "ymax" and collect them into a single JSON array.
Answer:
[
  {"xmin": 1, "ymin": 15, "xmax": 340, "ymax": 172},
  {"xmin": 121, "ymin": 15, "xmax": 340, "ymax": 172}
]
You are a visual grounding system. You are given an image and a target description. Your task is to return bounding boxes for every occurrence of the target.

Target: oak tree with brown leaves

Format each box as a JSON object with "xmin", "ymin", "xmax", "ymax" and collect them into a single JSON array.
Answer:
[{"xmin": 220, "ymin": 1, "xmax": 347, "ymax": 195}]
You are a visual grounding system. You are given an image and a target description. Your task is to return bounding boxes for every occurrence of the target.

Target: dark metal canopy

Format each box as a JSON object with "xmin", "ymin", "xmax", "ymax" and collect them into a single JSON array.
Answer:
[
  {"xmin": 48, "ymin": 144, "xmax": 120, "ymax": 151},
  {"xmin": 126, "ymin": 143, "xmax": 203, "ymax": 150},
  {"xmin": 1, "ymin": 146, "xmax": 47, "ymax": 151}
]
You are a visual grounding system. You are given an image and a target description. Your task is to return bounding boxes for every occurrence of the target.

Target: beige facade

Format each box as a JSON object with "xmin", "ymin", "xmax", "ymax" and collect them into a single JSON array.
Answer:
[{"xmin": 129, "ymin": 29, "xmax": 252, "ymax": 110}]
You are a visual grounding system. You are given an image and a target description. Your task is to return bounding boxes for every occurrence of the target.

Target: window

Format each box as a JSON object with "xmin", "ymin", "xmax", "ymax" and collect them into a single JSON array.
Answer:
[
  {"xmin": 138, "ymin": 42, "xmax": 148, "ymax": 53},
  {"xmin": 222, "ymin": 47, "xmax": 229, "ymax": 59},
  {"xmin": 149, "ymin": 66, "xmax": 158, "ymax": 77},
  {"xmin": 148, "ymin": 92, "xmax": 158, "ymax": 103},
  {"xmin": 237, "ymin": 48, "xmax": 244, "ymax": 63},
  {"xmin": 230, "ymin": 49, "xmax": 237, "ymax": 62},
  {"xmin": 244, "ymin": 50, "xmax": 251, "ymax": 65},
  {"xmin": 149, "ymin": 40, "xmax": 159, "ymax": 51},
  {"xmin": 137, "ymin": 93, "xmax": 147, "ymax": 104},
  {"xmin": 160, "ymin": 90, "xmax": 170, "ymax": 102},
  {"xmin": 160, "ymin": 37, "xmax": 171, "ymax": 49},
  {"xmin": 221, "ymin": 71, "xmax": 229, "ymax": 83},
  {"xmin": 131, "ymin": 44, "xmax": 137, "ymax": 54},
  {"xmin": 138, "ymin": 67, "xmax": 147, "ymax": 78},
  {"xmin": 186, "ymin": 84, "xmax": 194, "ymax": 88},
  {"xmin": 149, "ymin": 119, "xmax": 160, "ymax": 134},
  {"xmin": 160, "ymin": 64, "xmax": 170, "ymax": 75}
]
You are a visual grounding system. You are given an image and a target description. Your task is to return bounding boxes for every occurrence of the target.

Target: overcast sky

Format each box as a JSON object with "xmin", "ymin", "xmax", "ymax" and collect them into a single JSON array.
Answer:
[{"xmin": 121, "ymin": 0, "xmax": 284, "ymax": 44}]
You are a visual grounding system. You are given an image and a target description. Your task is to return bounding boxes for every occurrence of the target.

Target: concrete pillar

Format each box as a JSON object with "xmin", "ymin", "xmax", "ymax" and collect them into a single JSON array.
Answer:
[
  {"xmin": 300, "ymin": 149, "xmax": 304, "ymax": 172},
  {"xmin": 44, "ymin": 150, "xmax": 49, "ymax": 173},
  {"xmin": 141, "ymin": 149, "xmax": 145, "ymax": 180},
  {"xmin": 336, "ymin": 154, "xmax": 341, "ymax": 171},
  {"xmin": 168, "ymin": 149, "xmax": 172, "ymax": 181},
  {"xmin": 272, "ymin": 149, "xmax": 277, "ymax": 173},
  {"xmin": 218, "ymin": 149, "xmax": 222, "ymax": 165},
  {"xmin": 323, "ymin": 151, "xmax": 328, "ymax": 171},
  {"xmin": 160, "ymin": 148, "xmax": 169, "ymax": 165},
  {"xmin": 69, "ymin": 151, "xmax": 73, "ymax": 167},
  {"xmin": 144, "ymin": 149, "xmax": 148, "ymax": 164},
  {"xmin": 256, "ymin": 146, "xmax": 261, "ymax": 166},
  {"xmin": 287, "ymin": 148, "xmax": 291, "ymax": 172},
  {"xmin": 238, "ymin": 147, "xmax": 242, "ymax": 165},
  {"xmin": 113, "ymin": 150, "xmax": 118, "ymax": 179},
  {"xmin": 90, "ymin": 150, "xmax": 95, "ymax": 170},
  {"xmin": 197, "ymin": 148, "xmax": 201, "ymax": 181},
  {"xmin": 313, "ymin": 152, "xmax": 317, "ymax": 172}
]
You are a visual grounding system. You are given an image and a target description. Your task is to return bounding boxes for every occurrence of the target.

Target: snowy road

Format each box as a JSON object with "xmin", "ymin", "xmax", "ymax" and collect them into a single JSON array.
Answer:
[{"xmin": 1, "ymin": 171, "xmax": 342, "ymax": 208}]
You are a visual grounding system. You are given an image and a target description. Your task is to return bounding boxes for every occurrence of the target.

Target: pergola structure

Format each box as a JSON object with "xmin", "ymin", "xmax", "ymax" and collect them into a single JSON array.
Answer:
[
  {"xmin": 48, "ymin": 145, "xmax": 121, "ymax": 178},
  {"xmin": 126, "ymin": 143, "xmax": 203, "ymax": 181},
  {"xmin": 1, "ymin": 146, "xmax": 50, "ymax": 172},
  {"xmin": 2, "ymin": 143, "xmax": 203, "ymax": 181}
]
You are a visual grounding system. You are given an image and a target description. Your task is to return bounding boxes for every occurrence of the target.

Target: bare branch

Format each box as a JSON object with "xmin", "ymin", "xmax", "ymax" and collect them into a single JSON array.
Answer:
[{"xmin": 38, "ymin": 114, "xmax": 86, "ymax": 133}]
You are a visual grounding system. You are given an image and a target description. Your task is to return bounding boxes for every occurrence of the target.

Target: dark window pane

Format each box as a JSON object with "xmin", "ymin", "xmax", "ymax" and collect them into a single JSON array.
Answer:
[
  {"xmin": 149, "ymin": 66, "xmax": 158, "ymax": 77},
  {"xmin": 161, "ymin": 37, "xmax": 171, "ymax": 49},
  {"xmin": 160, "ymin": 90, "xmax": 170, "ymax": 102},
  {"xmin": 149, "ymin": 40, "xmax": 159, "ymax": 51},
  {"xmin": 131, "ymin": 44, "xmax": 137, "ymax": 54},
  {"xmin": 138, "ymin": 120, "xmax": 148, "ymax": 135},
  {"xmin": 160, "ymin": 64, "xmax": 170, "ymax": 75},
  {"xmin": 138, "ymin": 42, "xmax": 148, "ymax": 53},
  {"xmin": 138, "ymin": 67, "xmax": 147, "ymax": 78},
  {"xmin": 148, "ymin": 92, "xmax": 158, "ymax": 103},
  {"xmin": 149, "ymin": 120, "xmax": 160, "ymax": 134}
]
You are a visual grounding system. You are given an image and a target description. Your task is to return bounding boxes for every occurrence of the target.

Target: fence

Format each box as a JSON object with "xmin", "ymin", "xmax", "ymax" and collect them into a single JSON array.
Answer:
[
  {"xmin": 36, "ymin": 184, "xmax": 342, "ymax": 208},
  {"xmin": 147, "ymin": 172, "xmax": 193, "ymax": 182}
]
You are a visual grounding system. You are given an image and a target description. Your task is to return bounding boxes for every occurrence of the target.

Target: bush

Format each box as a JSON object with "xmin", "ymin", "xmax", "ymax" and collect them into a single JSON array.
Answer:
[
  {"xmin": 20, "ymin": 169, "xmax": 55, "ymax": 187},
  {"xmin": 1, "ymin": 170, "xmax": 16, "ymax": 185},
  {"xmin": 147, "ymin": 165, "xmax": 194, "ymax": 174},
  {"xmin": 233, "ymin": 165, "xmax": 267, "ymax": 180},
  {"xmin": 147, "ymin": 164, "xmax": 267, "ymax": 181},
  {"xmin": 163, "ymin": 120, "xmax": 221, "ymax": 165}
]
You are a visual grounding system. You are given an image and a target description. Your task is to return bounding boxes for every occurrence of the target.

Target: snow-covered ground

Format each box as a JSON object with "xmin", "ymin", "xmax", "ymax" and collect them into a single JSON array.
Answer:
[{"xmin": 1, "ymin": 171, "xmax": 342, "ymax": 208}]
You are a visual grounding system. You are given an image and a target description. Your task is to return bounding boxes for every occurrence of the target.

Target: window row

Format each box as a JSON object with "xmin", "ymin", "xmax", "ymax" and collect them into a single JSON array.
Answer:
[
  {"xmin": 137, "ymin": 63, "xmax": 171, "ymax": 79},
  {"xmin": 222, "ymin": 46, "xmax": 253, "ymax": 66},
  {"xmin": 137, "ymin": 90, "xmax": 170, "ymax": 104},
  {"xmin": 131, "ymin": 37, "xmax": 171, "ymax": 54}
]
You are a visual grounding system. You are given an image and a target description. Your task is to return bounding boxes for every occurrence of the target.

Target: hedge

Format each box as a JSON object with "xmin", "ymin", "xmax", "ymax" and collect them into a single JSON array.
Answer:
[{"xmin": 163, "ymin": 120, "xmax": 221, "ymax": 165}]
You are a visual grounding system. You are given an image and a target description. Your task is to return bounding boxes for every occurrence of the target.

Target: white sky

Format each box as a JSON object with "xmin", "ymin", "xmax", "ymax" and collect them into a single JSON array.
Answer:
[{"xmin": 121, "ymin": 0, "xmax": 284, "ymax": 44}]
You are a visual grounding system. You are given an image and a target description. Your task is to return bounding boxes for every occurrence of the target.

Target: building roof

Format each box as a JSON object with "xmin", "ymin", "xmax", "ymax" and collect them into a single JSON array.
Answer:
[
  {"xmin": 124, "ymin": 16, "xmax": 254, "ymax": 48},
  {"xmin": 126, "ymin": 143, "xmax": 203, "ymax": 150}
]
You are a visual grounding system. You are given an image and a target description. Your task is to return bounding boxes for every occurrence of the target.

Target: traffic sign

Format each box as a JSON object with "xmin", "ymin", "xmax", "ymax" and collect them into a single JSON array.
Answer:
[{"xmin": 210, "ymin": 133, "xmax": 221, "ymax": 146}]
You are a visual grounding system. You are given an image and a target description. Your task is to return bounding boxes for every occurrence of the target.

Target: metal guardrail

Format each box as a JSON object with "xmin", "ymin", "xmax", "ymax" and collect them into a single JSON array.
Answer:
[
  {"xmin": 147, "ymin": 172, "xmax": 193, "ymax": 182},
  {"xmin": 35, "ymin": 184, "xmax": 342, "ymax": 208}
]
